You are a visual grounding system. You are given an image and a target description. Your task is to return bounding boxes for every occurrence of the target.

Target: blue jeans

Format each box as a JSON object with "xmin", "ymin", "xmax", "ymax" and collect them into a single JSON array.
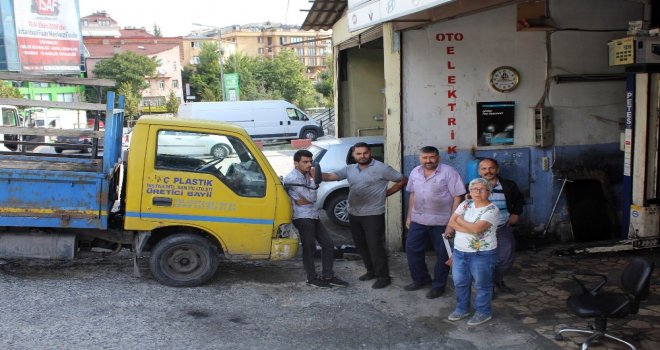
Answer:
[
  {"xmin": 451, "ymin": 249, "xmax": 497, "ymax": 316},
  {"xmin": 494, "ymin": 225, "xmax": 516, "ymax": 283},
  {"xmin": 405, "ymin": 222, "xmax": 450, "ymax": 290}
]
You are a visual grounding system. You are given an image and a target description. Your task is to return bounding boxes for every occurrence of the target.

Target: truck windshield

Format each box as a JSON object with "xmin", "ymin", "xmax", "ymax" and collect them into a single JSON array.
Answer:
[{"xmin": 155, "ymin": 130, "xmax": 266, "ymax": 197}]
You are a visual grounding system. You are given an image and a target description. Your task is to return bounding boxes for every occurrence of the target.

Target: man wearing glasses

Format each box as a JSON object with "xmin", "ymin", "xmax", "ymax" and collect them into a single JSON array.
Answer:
[
  {"xmin": 404, "ymin": 146, "xmax": 465, "ymax": 299},
  {"xmin": 477, "ymin": 158, "xmax": 525, "ymax": 294}
]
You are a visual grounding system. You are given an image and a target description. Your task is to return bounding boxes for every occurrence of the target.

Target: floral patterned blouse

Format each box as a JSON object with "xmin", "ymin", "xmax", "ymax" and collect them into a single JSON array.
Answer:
[{"xmin": 453, "ymin": 199, "xmax": 499, "ymax": 252}]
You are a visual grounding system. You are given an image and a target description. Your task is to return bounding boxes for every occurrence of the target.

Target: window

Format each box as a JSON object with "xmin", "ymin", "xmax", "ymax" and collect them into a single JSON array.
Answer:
[
  {"xmin": 159, "ymin": 81, "xmax": 165, "ymax": 90},
  {"xmin": 56, "ymin": 93, "xmax": 74, "ymax": 102},
  {"xmin": 2, "ymin": 108, "xmax": 18, "ymax": 126},
  {"xmin": 267, "ymin": 37, "xmax": 272, "ymax": 46},
  {"xmin": 257, "ymin": 48, "xmax": 264, "ymax": 54},
  {"xmin": 291, "ymin": 37, "xmax": 303, "ymax": 44},
  {"xmin": 191, "ymin": 41, "xmax": 200, "ymax": 48},
  {"xmin": 309, "ymin": 57, "xmax": 316, "ymax": 66},
  {"xmin": 34, "ymin": 82, "xmax": 49, "ymax": 88},
  {"xmin": 296, "ymin": 48, "xmax": 304, "ymax": 56},
  {"xmin": 257, "ymin": 37, "xmax": 262, "ymax": 43},
  {"xmin": 155, "ymin": 131, "xmax": 265, "ymax": 197},
  {"xmin": 191, "ymin": 56, "xmax": 200, "ymax": 64},
  {"xmin": 308, "ymin": 48, "xmax": 316, "ymax": 56},
  {"xmin": 280, "ymin": 37, "xmax": 287, "ymax": 45},
  {"xmin": 34, "ymin": 93, "xmax": 50, "ymax": 101},
  {"xmin": 286, "ymin": 108, "xmax": 299, "ymax": 121},
  {"xmin": 172, "ymin": 80, "xmax": 179, "ymax": 89}
]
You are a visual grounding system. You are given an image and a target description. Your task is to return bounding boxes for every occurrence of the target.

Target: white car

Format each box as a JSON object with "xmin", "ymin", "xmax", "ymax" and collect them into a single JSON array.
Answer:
[
  {"xmin": 308, "ymin": 136, "xmax": 384, "ymax": 226},
  {"xmin": 157, "ymin": 131, "xmax": 233, "ymax": 158}
]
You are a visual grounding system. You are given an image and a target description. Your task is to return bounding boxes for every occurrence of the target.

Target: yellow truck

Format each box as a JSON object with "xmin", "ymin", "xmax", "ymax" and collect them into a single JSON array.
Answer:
[{"xmin": 0, "ymin": 93, "xmax": 298, "ymax": 287}]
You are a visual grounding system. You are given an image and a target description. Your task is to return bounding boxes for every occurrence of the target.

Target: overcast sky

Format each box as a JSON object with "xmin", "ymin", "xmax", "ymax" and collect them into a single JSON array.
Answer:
[{"xmin": 78, "ymin": 0, "xmax": 315, "ymax": 36}]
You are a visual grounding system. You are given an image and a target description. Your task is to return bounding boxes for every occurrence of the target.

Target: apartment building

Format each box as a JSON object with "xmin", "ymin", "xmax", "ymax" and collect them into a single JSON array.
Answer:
[{"xmin": 218, "ymin": 23, "xmax": 331, "ymax": 79}]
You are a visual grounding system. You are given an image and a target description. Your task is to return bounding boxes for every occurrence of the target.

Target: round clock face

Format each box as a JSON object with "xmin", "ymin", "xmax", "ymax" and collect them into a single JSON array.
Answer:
[{"xmin": 489, "ymin": 66, "xmax": 520, "ymax": 92}]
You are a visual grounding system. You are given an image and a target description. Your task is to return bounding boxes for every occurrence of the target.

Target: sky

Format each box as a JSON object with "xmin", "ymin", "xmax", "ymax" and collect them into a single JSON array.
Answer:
[{"xmin": 77, "ymin": 0, "xmax": 315, "ymax": 36}]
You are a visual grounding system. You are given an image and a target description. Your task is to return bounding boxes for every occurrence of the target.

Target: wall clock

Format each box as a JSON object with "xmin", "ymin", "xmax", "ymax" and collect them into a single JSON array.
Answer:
[{"xmin": 489, "ymin": 66, "xmax": 520, "ymax": 92}]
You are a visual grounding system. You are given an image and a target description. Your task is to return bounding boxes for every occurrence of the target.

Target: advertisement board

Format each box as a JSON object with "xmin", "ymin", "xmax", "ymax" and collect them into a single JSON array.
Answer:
[
  {"xmin": 476, "ymin": 101, "xmax": 515, "ymax": 146},
  {"xmin": 13, "ymin": 0, "xmax": 82, "ymax": 73}
]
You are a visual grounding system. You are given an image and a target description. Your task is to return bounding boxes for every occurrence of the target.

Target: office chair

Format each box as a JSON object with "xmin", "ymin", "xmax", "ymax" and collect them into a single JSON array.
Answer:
[{"xmin": 555, "ymin": 257, "xmax": 655, "ymax": 350}]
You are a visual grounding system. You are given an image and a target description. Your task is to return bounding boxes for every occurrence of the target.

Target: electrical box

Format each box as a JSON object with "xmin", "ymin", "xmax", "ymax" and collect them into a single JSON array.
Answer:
[
  {"xmin": 630, "ymin": 205, "xmax": 659, "ymax": 238},
  {"xmin": 608, "ymin": 36, "xmax": 660, "ymax": 66},
  {"xmin": 533, "ymin": 107, "xmax": 553, "ymax": 147}
]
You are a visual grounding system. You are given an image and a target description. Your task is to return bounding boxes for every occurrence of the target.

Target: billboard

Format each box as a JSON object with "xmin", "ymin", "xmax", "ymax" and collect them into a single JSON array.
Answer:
[{"xmin": 13, "ymin": 0, "xmax": 82, "ymax": 73}]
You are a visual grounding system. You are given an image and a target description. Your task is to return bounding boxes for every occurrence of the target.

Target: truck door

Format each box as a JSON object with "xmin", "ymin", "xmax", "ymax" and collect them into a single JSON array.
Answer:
[{"xmin": 141, "ymin": 127, "xmax": 277, "ymax": 257}]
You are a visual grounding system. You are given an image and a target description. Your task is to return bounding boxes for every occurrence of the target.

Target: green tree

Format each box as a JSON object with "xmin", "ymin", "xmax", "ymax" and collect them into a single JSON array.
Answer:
[
  {"xmin": 258, "ymin": 49, "xmax": 315, "ymax": 108},
  {"xmin": 188, "ymin": 43, "xmax": 222, "ymax": 101},
  {"xmin": 0, "ymin": 82, "xmax": 23, "ymax": 98},
  {"xmin": 152, "ymin": 24, "xmax": 162, "ymax": 37},
  {"xmin": 224, "ymin": 52, "xmax": 260, "ymax": 100},
  {"xmin": 116, "ymin": 81, "xmax": 140, "ymax": 126},
  {"xmin": 93, "ymin": 51, "xmax": 159, "ymax": 96},
  {"xmin": 315, "ymin": 55, "xmax": 333, "ymax": 107},
  {"xmin": 165, "ymin": 90, "xmax": 180, "ymax": 114}
]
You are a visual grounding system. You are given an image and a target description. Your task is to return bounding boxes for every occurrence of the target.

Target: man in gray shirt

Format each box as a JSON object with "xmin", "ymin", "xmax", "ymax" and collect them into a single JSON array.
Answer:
[
  {"xmin": 285, "ymin": 150, "xmax": 348, "ymax": 288},
  {"xmin": 322, "ymin": 142, "xmax": 407, "ymax": 289}
]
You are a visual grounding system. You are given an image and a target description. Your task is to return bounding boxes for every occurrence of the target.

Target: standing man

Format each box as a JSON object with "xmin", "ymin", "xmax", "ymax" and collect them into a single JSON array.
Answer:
[
  {"xmin": 405, "ymin": 146, "xmax": 465, "ymax": 299},
  {"xmin": 322, "ymin": 142, "xmax": 408, "ymax": 289},
  {"xmin": 285, "ymin": 150, "xmax": 349, "ymax": 288},
  {"xmin": 477, "ymin": 158, "xmax": 524, "ymax": 293}
]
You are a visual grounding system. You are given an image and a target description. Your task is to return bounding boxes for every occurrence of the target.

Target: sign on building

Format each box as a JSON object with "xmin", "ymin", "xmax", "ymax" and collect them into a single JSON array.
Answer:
[{"xmin": 11, "ymin": 0, "xmax": 82, "ymax": 73}]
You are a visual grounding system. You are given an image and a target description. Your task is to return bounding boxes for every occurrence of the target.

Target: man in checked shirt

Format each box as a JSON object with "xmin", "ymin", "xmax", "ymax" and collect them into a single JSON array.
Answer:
[{"xmin": 284, "ymin": 149, "xmax": 349, "ymax": 288}]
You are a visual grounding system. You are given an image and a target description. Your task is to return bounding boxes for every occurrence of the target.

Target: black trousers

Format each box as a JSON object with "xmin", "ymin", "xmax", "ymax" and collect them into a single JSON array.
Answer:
[
  {"xmin": 349, "ymin": 214, "xmax": 389, "ymax": 278},
  {"xmin": 293, "ymin": 218, "xmax": 335, "ymax": 280}
]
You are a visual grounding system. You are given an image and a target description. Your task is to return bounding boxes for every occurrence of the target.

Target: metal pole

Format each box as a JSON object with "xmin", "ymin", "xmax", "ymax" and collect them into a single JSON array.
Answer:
[{"xmin": 218, "ymin": 34, "xmax": 225, "ymax": 101}]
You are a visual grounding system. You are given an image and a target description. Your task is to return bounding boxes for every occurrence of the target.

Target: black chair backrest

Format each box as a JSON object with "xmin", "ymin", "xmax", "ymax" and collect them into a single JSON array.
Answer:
[{"xmin": 620, "ymin": 257, "xmax": 655, "ymax": 313}]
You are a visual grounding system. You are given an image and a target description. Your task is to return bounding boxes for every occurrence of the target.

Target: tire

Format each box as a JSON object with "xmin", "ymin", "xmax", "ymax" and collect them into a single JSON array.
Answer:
[
  {"xmin": 54, "ymin": 147, "xmax": 63, "ymax": 154},
  {"xmin": 325, "ymin": 192, "xmax": 350, "ymax": 226},
  {"xmin": 220, "ymin": 144, "xmax": 233, "ymax": 156},
  {"xmin": 149, "ymin": 234, "xmax": 219, "ymax": 287},
  {"xmin": 302, "ymin": 129, "xmax": 318, "ymax": 141},
  {"xmin": 210, "ymin": 144, "xmax": 229, "ymax": 158}
]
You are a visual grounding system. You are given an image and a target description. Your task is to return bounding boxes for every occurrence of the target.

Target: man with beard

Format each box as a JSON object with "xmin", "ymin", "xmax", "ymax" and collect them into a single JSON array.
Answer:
[
  {"xmin": 321, "ymin": 142, "xmax": 407, "ymax": 289},
  {"xmin": 404, "ymin": 146, "xmax": 465, "ymax": 299},
  {"xmin": 477, "ymin": 158, "xmax": 524, "ymax": 294}
]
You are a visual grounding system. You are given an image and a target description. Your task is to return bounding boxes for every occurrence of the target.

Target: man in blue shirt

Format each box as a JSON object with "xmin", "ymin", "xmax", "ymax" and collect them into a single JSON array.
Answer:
[{"xmin": 285, "ymin": 150, "xmax": 348, "ymax": 288}]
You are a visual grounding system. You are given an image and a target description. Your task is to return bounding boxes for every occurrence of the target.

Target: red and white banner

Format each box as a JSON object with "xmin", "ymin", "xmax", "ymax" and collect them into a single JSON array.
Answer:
[{"xmin": 14, "ymin": 0, "xmax": 82, "ymax": 73}]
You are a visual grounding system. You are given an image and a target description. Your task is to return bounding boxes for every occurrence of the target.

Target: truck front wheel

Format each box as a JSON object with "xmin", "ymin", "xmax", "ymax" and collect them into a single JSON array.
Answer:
[{"xmin": 149, "ymin": 234, "xmax": 219, "ymax": 287}]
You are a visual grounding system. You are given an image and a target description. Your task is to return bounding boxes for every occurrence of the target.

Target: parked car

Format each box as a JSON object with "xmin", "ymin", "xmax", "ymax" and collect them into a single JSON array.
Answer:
[
  {"xmin": 308, "ymin": 136, "xmax": 384, "ymax": 226},
  {"xmin": 157, "ymin": 130, "xmax": 234, "ymax": 158},
  {"xmin": 54, "ymin": 130, "xmax": 97, "ymax": 153}
]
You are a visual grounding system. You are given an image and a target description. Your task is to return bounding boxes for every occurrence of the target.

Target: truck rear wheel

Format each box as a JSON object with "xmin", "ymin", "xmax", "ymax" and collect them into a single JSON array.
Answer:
[{"xmin": 149, "ymin": 234, "xmax": 219, "ymax": 287}]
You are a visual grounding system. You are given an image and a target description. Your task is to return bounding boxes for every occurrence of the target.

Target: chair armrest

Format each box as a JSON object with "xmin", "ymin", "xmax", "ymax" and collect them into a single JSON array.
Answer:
[{"xmin": 571, "ymin": 271, "xmax": 608, "ymax": 295}]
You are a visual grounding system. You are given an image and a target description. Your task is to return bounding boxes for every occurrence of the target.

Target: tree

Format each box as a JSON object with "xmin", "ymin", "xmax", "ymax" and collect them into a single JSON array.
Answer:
[
  {"xmin": 315, "ymin": 54, "xmax": 333, "ymax": 107},
  {"xmin": 116, "ymin": 81, "xmax": 140, "ymax": 126},
  {"xmin": 93, "ymin": 51, "xmax": 159, "ymax": 96},
  {"xmin": 188, "ymin": 43, "xmax": 222, "ymax": 101},
  {"xmin": 152, "ymin": 24, "xmax": 162, "ymax": 37},
  {"xmin": 0, "ymin": 82, "xmax": 23, "ymax": 99},
  {"xmin": 257, "ymin": 50, "xmax": 316, "ymax": 108},
  {"xmin": 165, "ymin": 90, "xmax": 180, "ymax": 114}
]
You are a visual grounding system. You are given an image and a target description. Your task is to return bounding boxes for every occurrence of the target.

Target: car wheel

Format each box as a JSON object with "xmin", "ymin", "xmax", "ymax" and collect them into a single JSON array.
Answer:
[
  {"xmin": 54, "ymin": 147, "xmax": 63, "ymax": 154},
  {"xmin": 220, "ymin": 144, "xmax": 233, "ymax": 155},
  {"xmin": 326, "ymin": 192, "xmax": 350, "ymax": 226},
  {"xmin": 302, "ymin": 129, "xmax": 318, "ymax": 141},
  {"xmin": 210, "ymin": 144, "xmax": 229, "ymax": 158},
  {"xmin": 149, "ymin": 234, "xmax": 219, "ymax": 287}
]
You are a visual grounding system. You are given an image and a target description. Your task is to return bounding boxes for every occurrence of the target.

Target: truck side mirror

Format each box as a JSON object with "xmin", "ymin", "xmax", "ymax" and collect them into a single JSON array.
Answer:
[{"xmin": 313, "ymin": 162, "xmax": 322, "ymax": 185}]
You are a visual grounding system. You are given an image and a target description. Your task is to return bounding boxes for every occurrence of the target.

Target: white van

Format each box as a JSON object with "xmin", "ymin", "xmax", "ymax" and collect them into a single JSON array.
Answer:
[
  {"xmin": 0, "ymin": 105, "xmax": 20, "ymax": 152},
  {"xmin": 177, "ymin": 100, "xmax": 324, "ymax": 140}
]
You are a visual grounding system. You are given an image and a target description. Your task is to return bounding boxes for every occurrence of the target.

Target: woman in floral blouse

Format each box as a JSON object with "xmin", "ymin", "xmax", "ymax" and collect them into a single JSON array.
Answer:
[{"xmin": 446, "ymin": 177, "xmax": 500, "ymax": 326}]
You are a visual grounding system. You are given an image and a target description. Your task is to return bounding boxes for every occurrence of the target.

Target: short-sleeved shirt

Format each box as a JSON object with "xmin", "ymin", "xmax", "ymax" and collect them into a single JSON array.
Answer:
[
  {"xmin": 453, "ymin": 200, "xmax": 499, "ymax": 252},
  {"xmin": 406, "ymin": 164, "xmax": 466, "ymax": 226},
  {"xmin": 333, "ymin": 159, "xmax": 403, "ymax": 216},
  {"xmin": 284, "ymin": 168, "xmax": 319, "ymax": 219}
]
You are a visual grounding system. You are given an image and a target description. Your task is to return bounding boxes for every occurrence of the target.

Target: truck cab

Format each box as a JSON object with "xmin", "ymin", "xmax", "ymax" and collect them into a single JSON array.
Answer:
[{"xmin": 0, "ymin": 105, "xmax": 20, "ymax": 152}]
